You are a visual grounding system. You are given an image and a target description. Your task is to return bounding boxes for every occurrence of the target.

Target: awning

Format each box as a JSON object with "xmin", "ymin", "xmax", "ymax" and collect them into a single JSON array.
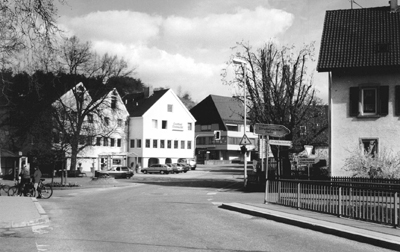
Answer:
[{"xmin": 0, "ymin": 149, "xmax": 19, "ymax": 158}]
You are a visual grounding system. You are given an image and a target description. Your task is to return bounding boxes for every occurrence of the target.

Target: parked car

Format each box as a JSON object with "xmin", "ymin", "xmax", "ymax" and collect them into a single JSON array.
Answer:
[
  {"xmin": 142, "ymin": 164, "xmax": 172, "ymax": 174},
  {"xmin": 166, "ymin": 163, "xmax": 183, "ymax": 174},
  {"xmin": 178, "ymin": 158, "xmax": 197, "ymax": 170},
  {"xmin": 96, "ymin": 166, "xmax": 134, "ymax": 179}
]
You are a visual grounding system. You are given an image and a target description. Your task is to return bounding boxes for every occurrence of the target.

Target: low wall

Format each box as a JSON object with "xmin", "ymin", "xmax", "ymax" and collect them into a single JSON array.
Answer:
[{"xmin": 204, "ymin": 160, "xmax": 232, "ymax": 165}]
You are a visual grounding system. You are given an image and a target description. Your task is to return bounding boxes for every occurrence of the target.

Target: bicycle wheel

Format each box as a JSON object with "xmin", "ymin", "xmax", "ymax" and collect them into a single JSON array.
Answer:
[
  {"xmin": 0, "ymin": 185, "xmax": 9, "ymax": 196},
  {"xmin": 38, "ymin": 184, "xmax": 53, "ymax": 199},
  {"xmin": 7, "ymin": 186, "xmax": 18, "ymax": 196}
]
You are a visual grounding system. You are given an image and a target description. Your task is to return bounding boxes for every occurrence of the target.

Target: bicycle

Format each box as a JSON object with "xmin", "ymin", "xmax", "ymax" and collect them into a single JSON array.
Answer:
[
  {"xmin": 0, "ymin": 183, "xmax": 9, "ymax": 196},
  {"xmin": 8, "ymin": 179, "xmax": 53, "ymax": 199}
]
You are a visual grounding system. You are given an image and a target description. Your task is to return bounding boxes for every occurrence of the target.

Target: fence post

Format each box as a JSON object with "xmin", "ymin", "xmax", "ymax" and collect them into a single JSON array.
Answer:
[
  {"xmin": 278, "ymin": 180, "xmax": 281, "ymax": 203},
  {"xmin": 394, "ymin": 192, "xmax": 398, "ymax": 228},
  {"xmin": 338, "ymin": 186, "xmax": 342, "ymax": 217},
  {"xmin": 297, "ymin": 182, "xmax": 301, "ymax": 210}
]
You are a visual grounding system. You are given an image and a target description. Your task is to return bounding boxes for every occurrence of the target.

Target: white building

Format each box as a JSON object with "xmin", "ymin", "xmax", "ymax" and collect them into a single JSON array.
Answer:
[
  {"xmin": 53, "ymin": 83, "xmax": 130, "ymax": 172},
  {"xmin": 124, "ymin": 88, "xmax": 196, "ymax": 168}
]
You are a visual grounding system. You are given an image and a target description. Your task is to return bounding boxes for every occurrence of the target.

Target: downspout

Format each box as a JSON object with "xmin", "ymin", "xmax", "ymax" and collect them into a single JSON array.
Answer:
[{"xmin": 328, "ymin": 71, "xmax": 332, "ymax": 177}]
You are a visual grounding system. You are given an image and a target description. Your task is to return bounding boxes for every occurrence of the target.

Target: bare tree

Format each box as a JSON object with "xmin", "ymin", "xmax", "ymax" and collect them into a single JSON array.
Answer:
[
  {"xmin": 60, "ymin": 36, "xmax": 92, "ymax": 75},
  {"xmin": 0, "ymin": 0, "xmax": 62, "ymax": 67},
  {"xmin": 223, "ymin": 41, "xmax": 326, "ymax": 176},
  {"xmin": 52, "ymin": 82, "xmax": 127, "ymax": 179}
]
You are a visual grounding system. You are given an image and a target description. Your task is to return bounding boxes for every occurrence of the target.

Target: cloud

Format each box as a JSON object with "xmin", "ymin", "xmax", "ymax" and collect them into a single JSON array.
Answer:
[{"xmin": 57, "ymin": 6, "xmax": 295, "ymax": 102}]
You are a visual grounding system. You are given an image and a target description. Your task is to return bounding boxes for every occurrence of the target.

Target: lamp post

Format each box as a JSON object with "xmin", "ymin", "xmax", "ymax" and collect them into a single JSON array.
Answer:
[{"xmin": 233, "ymin": 57, "xmax": 248, "ymax": 187}]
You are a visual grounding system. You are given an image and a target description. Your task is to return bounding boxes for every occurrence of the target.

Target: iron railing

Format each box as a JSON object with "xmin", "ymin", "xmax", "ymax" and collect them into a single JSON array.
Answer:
[{"xmin": 266, "ymin": 179, "xmax": 400, "ymax": 227}]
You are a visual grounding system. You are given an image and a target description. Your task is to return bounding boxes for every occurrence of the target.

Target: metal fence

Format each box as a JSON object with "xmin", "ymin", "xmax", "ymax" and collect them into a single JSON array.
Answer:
[{"xmin": 266, "ymin": 179, "xmax": 400, "ymax": 227}]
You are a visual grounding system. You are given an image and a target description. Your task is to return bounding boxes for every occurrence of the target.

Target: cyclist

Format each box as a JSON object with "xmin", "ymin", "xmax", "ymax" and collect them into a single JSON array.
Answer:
[
  {"xmin": 32, "ymin": 165, "xmax": 42, "ymax": 198},
  {"xmin": 18, "ymin": 163, "xmax": 30, "ymax": 196}
]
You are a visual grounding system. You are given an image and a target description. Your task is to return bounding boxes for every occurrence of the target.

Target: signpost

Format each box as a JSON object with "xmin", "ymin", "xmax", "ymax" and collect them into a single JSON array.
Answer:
[
  {"xmin": 255, "ymin": 123, "xmax": 290, "ymax": 138},
  {"xmin": 268, "ymin": 140, "xmax": 292, "ymax": 147},
  {"xmin": 254, "ymin": 123, "xmax": 291, "ymax": 204}
]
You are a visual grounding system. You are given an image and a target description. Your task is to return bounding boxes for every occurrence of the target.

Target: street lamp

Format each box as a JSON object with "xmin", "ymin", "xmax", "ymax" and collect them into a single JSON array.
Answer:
[{"xmin": 232, "ymin": 57, "xmax": 248, "ymax": 187}]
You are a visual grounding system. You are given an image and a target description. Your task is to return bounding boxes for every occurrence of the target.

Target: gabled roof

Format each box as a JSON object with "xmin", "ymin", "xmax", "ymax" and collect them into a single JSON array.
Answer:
[
  {"xmin": 126, "ymin": 89, "xmax": 169, "ymax": 116},
  {"xmin": 317, "ymin": 6, "xmax": 400, "ymax": 72},
  {"xmin": 190, "ymin": 95, "xmax": 244, "ymax": 126}
]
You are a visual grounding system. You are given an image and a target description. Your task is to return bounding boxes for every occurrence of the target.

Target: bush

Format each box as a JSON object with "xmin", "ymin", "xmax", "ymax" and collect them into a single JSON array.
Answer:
[{"xmin": 343, "ymin": 147, "xmax": 400, "ymax": 179}]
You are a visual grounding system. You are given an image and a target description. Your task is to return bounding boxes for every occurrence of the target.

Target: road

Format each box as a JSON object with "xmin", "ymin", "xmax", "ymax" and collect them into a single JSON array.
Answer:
[{"xmin": 1, "ymin": 165, "xmax": 392, "ymax": 252}]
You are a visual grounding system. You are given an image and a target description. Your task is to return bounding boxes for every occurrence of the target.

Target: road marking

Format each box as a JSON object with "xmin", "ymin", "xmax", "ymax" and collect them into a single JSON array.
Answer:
[
  {"xmin": 207, "ymin": 192, "xmax": 217, "ymax": 195},
  {"xmin": 35, "ymin": 242, "xmax": 49, "ymax": 251},
  {"xmin": 211, "ymin": 202, "xmax": 222, "ymax": 206},
  {"xmin": 32, "ymin": 225, "xmax": 53, "ymax": 235}
]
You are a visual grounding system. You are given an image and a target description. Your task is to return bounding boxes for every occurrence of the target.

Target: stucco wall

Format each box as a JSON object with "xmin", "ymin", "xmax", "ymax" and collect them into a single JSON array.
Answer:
[{"xmin": 331, "ymin": 71, "xmax": 400, "ymax": 176}]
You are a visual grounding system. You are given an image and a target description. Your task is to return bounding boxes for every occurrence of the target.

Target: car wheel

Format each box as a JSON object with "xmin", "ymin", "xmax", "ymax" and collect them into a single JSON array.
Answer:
[
  {"xmin": 160, "ymin": 171, "xmax": 165, "ymax": 174},
  {"xmin": 143, "ymin": 170, "xmax": 148, "ymax": 174}
]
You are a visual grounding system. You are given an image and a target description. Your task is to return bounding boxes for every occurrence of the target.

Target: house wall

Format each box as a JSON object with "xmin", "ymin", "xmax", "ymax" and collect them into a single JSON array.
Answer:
[
  {"xmin": 330, "ymin": 71, "xmax": 400, "ymax": 176},
  {"xmin": 128, "ymin": 90, "xmax": 196, "ymax": 167}
]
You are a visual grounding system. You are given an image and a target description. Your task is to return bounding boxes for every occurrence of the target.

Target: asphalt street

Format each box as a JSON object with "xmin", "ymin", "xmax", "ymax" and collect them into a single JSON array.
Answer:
[{"xmin": 0, "ymin": 165, "xmax": 394, "ymax": 252}]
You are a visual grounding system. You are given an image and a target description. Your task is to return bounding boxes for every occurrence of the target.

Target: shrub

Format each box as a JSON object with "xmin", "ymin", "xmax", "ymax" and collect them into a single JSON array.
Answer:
[{"xmin": 343, "ymin": 147, "xmax": 400, "ymax": 179}]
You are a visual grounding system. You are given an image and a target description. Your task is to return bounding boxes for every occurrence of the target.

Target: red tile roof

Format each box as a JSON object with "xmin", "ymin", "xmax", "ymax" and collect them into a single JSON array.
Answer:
[{"xmin": 317, "ymin": 6, "xmax": 400, "ymax": 72}]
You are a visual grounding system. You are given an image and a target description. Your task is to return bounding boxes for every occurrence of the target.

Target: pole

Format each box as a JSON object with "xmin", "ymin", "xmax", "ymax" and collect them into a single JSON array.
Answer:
[
  {"xmin": 264, "ymin": 135, "xmax": 269, "ymax": 204},
  {"xmin": 243, "ymin": 63, "xmax": 247, "ymax": 188}
]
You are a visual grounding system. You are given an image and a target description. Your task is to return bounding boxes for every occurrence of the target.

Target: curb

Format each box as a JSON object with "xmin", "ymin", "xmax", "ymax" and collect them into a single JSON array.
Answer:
[
  {"xmin": 220, "ymin": 203, "xmax": 400, "ymax": 251},
  {"xmin": 0, "ymin": 198, "xmax": 50, "ymax": 229}
]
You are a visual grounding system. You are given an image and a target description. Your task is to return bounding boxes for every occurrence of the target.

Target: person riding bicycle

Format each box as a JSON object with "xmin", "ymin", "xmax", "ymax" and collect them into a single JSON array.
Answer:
[
  {"xmin": 18, "ymin": 163, "xmax": 30, "ymax": 196},
  {"xmin": 32, "ymin": 165, "xmax": 42, "ymax": 198}
]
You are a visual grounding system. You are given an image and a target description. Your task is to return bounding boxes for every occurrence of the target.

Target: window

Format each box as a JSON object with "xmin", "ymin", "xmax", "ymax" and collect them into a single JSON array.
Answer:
[
  {"xmin": 174, "ymin": 140, "xmax": 178, "ymax": 149},
  {"xmin": 137, "ymin": 139, "xmax": 142, "ymax": 148},
  {"xmin": 152, "ymin": 119, "xmax": 158, "ymax": 128},
  {"xmin": 153, "ymin": 139, "xmax": 158, "ymax": 148},
  {"xmin": 188, "ymin": 123, "xmax": 192, "ymax": 130},
  {"xmin": 226, "ymin": 124, "xmax": 238, "ymax": 131},
  {"xmin": 167, "ymin": 140, "xmax": 171, "ymax": 149},
  {"xmin": 162, "ymin": 120, "xmax": 167, "ymax": 129},
  {"xmin": 86, "ymin": 136, "xmax": 93, "ymax": 145},
  {"xmin": 87, "ymin": 114, "xmax": 93, "ymax": 123},
  {"xmin": 117, "ymin": 119, "xmax": 123, "ymax": 127},
  {"xmin": 110, "ymin": 138, "xmax": 115, "ymax": 147},
  {"xmin": 160, "ymin": 140, "xmax": 165, "ymax": 148},
  {"xmin": 96, "ymin": 137, "xmax": 102, "ymax": 146},
  {"xmin": 130, "ymin": 139, "xmax": 135, "ymax": 148},
  {"xmin": 103, "ymin": 137, "xmax": 108, "ymax": 146},
  {"xmin": 360, "ymin": 138, "xmax": 378, "ymax": 158},
  {"xmin": 187, "ymin": 141, "xmax": 192, "ymax": 149},
  {"xmin": 117, "ymin": 139, "xmax": 121, "ymax": 147},
  {"xmin": 349, "ymin": 86, "xmax": 388, "ymax": 117},
  {"xmin": 201, "ymin": 125, "xmax": 212, "ymax": 131},
  {"xmin": 168, "ymin": 104, "xmax": 173, "ymax": 112},
  {"xmin": 181, "ymin": 141, "xmax": 185, "ymax": 149},
  {"xmin": 145, "ymin": 139, "xmax": 150, "ymax": 148},
  {"xmin": 104, "ymin": 117, "xmax": 110, "ymax": 126},
  {"xmin": 111, "ymin": 92, "xmax": 117, "ymax": 109},
  {"xmin": 300, "ymin": 126, "xmax": 307, "ymax": 136}
]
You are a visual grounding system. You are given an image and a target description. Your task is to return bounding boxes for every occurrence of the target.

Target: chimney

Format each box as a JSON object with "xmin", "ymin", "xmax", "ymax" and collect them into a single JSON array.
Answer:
[
  {"xmin": 390, "ymin": 0, "xmax": 398, "ymax": 12},
  {"xmin": 144, "ymin": 86, "xmax": 153, "ymax": 98}
]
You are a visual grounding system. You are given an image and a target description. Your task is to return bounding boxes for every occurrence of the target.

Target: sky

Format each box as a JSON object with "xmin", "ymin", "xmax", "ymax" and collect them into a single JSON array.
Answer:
[{"xmin": 54, "ymin": 0, "xmax": 387, "ymax": 103}]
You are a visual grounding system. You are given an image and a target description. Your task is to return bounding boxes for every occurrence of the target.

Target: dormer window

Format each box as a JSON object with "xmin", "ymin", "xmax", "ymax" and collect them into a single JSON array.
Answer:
[{"xmin": 111, "ymin": 95, "xmax": 117, "ymax": 109}]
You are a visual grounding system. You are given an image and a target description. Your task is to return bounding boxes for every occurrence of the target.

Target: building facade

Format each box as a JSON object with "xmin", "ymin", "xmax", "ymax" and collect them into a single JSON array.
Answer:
[
  {"xmin": 317, "ymin": 3, "xmax": 400, "ymax": 175},
  {"xmin": 125, "ymin": 88, "xmax": 196, "ymax": 168},
  {"xmin": 190, "ymin": 95, "xmax": 258, "ymax": 164}
]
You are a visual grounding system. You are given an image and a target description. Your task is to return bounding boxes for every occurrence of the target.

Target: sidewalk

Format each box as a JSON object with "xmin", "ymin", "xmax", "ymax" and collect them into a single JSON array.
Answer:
[{"xmin": 220, "ymin": 202, "xmax": 400, "ymax": 251}]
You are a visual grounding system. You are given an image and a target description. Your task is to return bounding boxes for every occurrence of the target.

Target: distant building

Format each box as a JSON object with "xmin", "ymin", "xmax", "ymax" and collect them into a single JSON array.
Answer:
[
  {"xmin": 190, "ymin": 95, "xmax": 258, "ymax": 164},
  {"xmin": 124, "ymin": 88, "xmax": 196, "ymax": 168},
  {"xmin": 317, "ymin": 3, "xmax": 400, "ymax": 175}
]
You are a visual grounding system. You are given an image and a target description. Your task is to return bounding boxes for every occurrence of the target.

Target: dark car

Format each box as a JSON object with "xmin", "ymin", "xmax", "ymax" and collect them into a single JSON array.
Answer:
[
  {"xmin": 178, "ymin": 158, "xmax": 197, "ymax": 170},
  {"xmin": 141, "ymin": 164, "xmax": 172, "ymax": 174},
  {"xmin": 166, "ymin": 163, "xmax": 183, "ymax": 174},
  {"xmin": 96, "ymin": 166, "xmax": 134, "ymax": 179}
]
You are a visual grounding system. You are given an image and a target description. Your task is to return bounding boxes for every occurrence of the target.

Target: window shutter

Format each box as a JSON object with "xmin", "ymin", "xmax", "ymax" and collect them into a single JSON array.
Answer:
[
  {"xmin": 396, "ymin": 86, "xmax": 400, "ymax": 116},
  {"xmin": 349, "ymin": 87, "xmax": 359, "ymax": 117},
  {"xmin": 379, "ymin": 86, "xmax": 389, "ymax": 116}
]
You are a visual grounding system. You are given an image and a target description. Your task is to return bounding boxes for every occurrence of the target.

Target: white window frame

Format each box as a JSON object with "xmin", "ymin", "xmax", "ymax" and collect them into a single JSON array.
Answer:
[{"xmin": 361, "ymin": 87, "xmax": 378, "ymax": 116}]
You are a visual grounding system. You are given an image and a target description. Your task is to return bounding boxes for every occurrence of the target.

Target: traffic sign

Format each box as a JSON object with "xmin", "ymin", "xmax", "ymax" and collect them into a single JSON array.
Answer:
[
  {"xmin": 239, "ymin": 134, "xmax": 252, "ymax": 145},
  {"xmin": 255, "ymin": 123, "xmax": 290, "ymax": 137},
  {"xmin": 269, "ymin": 140, "xmax": 292, "ymax": 147},
  {"xmin": 298, "ymin": 158, "xmax": 316, "ymax": 165}
]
